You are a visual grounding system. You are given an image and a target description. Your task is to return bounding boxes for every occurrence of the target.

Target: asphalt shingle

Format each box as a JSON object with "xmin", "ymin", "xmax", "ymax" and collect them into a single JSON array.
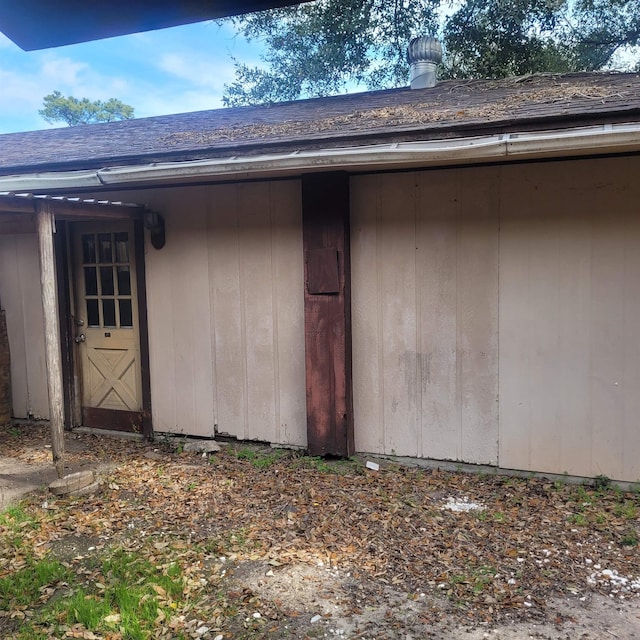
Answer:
[{"xmin": 1, "ymin": 72, "xmax": 639, "ymax": 175}]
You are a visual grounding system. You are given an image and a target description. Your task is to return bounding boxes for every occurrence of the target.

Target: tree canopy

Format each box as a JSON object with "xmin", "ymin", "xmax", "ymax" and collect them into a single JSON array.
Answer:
[
  {"xmin": 39, "ymin": 91, "xmax": 135, "ymax": 126},
  {"xmin": 221, "ymin": 0, "xmax": 640, "ymax": 106}
]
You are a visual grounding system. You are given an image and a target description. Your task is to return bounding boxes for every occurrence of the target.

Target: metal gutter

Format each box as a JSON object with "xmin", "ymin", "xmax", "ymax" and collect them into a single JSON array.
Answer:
[{"xmin": 1, "ymin": 122, "xmax": 640, "ymax": 192}]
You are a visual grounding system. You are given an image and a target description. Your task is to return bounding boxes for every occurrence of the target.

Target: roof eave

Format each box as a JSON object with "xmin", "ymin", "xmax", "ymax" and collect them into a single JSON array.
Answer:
[
  {"xmin": 3, "ymin": 105, "xmax": 640, "ymax": 178},
  {"xmin": 2, "ymin": 122, "xmax": 640, "ymax": 193}
]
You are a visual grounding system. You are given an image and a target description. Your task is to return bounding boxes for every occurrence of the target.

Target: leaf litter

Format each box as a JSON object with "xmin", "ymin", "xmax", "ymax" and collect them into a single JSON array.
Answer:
[{"xmin": 0, "ymin": 423, "xmax": 639, "ymax": 639}]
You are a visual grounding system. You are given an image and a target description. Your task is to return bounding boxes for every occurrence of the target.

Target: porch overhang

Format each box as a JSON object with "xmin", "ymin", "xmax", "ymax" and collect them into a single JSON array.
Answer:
[
  {"xmin": 0, "ymin": 194, "xmax": 152, "ymax": 475},
  {"xmin": 0, "ymin": 193, "xmax": 147, "ymax": 220},
  {"xmin": 0, "ymin": 0, "xmax": 312, "ymax": 51}
]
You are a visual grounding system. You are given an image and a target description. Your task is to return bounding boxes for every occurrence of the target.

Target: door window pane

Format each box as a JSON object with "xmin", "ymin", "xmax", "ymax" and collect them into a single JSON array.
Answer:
[
  {"xmin": 86, "ymin": 299, "xmax": 100, "ymax": 327},
  {"xmin": 100, "ymin": 266, "xmax": 114, "ymax": 296},
  {"xmin": 82, "ymin": 235, "xmax": 96, "ymax": 264},
  {"xmin": 117, "ymin": 266, "xmax": 131, "ymax": 295},
  {"xmin": 98, "ymin": 233, "xmax": 112, "ymax": 263},
  {"xmin": 119, "ymin": 299, "xmax": 133, "ymax": 327},
  {"xmin": 84, "ymin": 267, "xmax": 98, "ymax": 296},
  {"xmin": 102, "ymin": 299, "xmax": 116, "ymax": 327},
  {"xmin": 80, "ymin": 228, "xmax": 135, "ymax": 330},
  {"xmin": 114, "ymin": 232, "xmax": 129, "ymax": 263}
]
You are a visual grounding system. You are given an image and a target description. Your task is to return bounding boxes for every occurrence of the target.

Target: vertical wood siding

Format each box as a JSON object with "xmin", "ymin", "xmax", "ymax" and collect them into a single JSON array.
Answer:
[
  {"xmin": 351, "ymin": 168, "xmax": 499, "ymax": 463},
  {"xmin": 499, "ymin": 157, "xmax": 640, "ymax": 481},
  {"xmin": 141, "ymin": 181, "xmax": 306, "ymax": 444},
  {"xmin": 208, "ymin": 181, "xmax": 306, "ymax": 444},
  {"xmin": 0, "ymin": 234, "xmax": 49, "ymax": 419},
  {"xmin": 3, "ymin": 156, "xmax": 640, "ymax": 481},
  {"xmin": 142, "ymin": 187, "xmax": 215, "ymax": 436}
]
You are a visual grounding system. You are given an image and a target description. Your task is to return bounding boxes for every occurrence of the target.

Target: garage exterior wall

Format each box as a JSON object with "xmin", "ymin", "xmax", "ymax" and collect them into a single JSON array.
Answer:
[
  {"xmin": 499, "ymin": 157, "xmax": 640, "ymax": 482},
  {"xmin": 351, "ymin": 155, "xmax": 640, "ymax": 481},
  {"xmin": 137, "ymin": 180, "xmax": 307, "ymax": 445},
  {"xmin": 351, "ymin": 168, "xmax": 500, "ymax": 465},
  {"xmin": 3, "ymin": 157, "xmax": 640, "ymax": 481}
]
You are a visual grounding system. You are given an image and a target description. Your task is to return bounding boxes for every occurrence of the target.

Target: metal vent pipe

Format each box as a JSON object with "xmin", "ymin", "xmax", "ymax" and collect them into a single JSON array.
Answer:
[{"xmin": 407, "ymin": 35, "xmax": 442, "ymax": 89}]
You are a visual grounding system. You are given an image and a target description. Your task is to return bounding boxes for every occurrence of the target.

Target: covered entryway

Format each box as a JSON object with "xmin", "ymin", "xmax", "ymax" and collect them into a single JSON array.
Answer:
[{"xmin": 0, "ymin": 194, "xmax": 153, "ymax": 470}]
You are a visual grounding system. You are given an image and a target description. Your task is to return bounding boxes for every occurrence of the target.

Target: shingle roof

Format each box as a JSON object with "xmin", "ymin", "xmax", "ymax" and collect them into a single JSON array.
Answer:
[{"xmin": 2, "ymin": 72, "xmax": 640, "ymax": 175}]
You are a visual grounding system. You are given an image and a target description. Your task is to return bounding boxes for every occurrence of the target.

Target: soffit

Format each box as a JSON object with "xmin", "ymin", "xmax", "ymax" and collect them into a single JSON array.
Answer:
[{"xmin": 0, "ymin": 0, "xmax": 311, "ymax": 50}]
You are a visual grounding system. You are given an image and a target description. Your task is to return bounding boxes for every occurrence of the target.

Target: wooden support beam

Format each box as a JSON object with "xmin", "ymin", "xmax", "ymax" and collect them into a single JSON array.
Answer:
[
  {"xmin": 0, "ymin": 194, "xmax": 145, "ymax": 220},
  {"xmin": 36, "ymin": 201, "xmax": 65, "ymax": 477},
  {"xmin": 302, "ymin": 172, "xmax": 354, "ymax": 457}
]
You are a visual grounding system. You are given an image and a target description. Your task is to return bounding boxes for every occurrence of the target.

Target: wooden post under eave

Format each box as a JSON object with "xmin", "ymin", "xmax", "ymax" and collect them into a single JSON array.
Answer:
[{"xmin": 36, "ymin": 202, "xmax": 65, "ymax": 478}]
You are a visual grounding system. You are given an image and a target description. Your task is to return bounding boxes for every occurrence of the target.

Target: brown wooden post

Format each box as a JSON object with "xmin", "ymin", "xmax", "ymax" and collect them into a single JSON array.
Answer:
[
  {"xmin": 302, "ymin": 172, "xmax": 354, "ymax": 457},
  {"xmin": 36, "ymin": 201, "xmax": 65, "ymax": 477}
]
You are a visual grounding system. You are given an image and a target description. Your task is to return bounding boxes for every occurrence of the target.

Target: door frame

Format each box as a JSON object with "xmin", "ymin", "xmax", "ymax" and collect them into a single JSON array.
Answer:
[{"xmin": 56, "ymin": 216, "xmax": 153, "ymax": 437}]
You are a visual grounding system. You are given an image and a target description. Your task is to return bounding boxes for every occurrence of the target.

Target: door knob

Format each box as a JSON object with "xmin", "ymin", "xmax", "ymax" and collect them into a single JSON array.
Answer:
[{"xmin": 75, "ymin": 334, "xmax": 86, "ymax": 343}]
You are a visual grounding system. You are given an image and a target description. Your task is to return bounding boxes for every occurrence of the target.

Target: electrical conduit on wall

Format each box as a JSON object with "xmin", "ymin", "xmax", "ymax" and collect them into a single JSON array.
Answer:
[{"xmin": 0, "ymin": 297, "xmax": 11, "ymax": 424}]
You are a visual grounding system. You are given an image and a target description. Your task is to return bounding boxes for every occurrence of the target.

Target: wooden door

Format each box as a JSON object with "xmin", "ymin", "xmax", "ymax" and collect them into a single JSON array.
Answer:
[{"xmin": 73, "ymin": 222, "xmax": 143, "ymax": 431}]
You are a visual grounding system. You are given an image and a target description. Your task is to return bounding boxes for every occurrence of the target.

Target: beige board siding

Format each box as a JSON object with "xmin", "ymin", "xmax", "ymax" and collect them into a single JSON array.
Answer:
[
  {"xmin": 208, "ymin": 181, "xmax": 306, "ymax": 445},
  {"xmin": 351, "ymin": 168, "xmax": 499, "ymax": 463},
  {"xmin": 499, "ymin": 156, "xmax": 640, "ymax": 481},
  {"xmin": 141, "ymin": 187, "xmax": 215, "ymax": 436},
  {"xmin": 0, "ymin": 234, "xmax": 49, "ymax": 419},
  {"xmin": 133, "ymin": 181, "xmax": 306, "ymax": 444}
]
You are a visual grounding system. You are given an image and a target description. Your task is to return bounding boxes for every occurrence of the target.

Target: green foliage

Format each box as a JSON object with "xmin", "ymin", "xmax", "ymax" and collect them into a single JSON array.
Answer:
[
  {"xmin": 614, "ymin": 500, "xmax": 637, "ymax": 520},
  {"xmin": 11, "ymin": 547, "xmax": 186, "ymax": 640},
  {"xmin": 221, "ymin": 0, "xmax": 640, "ymax": 105},
  {"xmin": 62, "ymin": 587, "xmax": 112, "ymax": 630},
  {"xmin": 222, "ymin": 0, "xmax": 440, "ymax": 105},
  {"xmin": 568, "ymin": 512, "xmax": 589, "ymax": 526},
  {"xmin": 0, "ymin": 504, "xmax": 37, "ymax": 530},
  {"xmin": 572, "ymin": 0, "xmax": 640, "ymax": 69},
  {"xmin": 233, "ymin": 445, "xmax": 288, "ymax": 468},
  {"xmin": 0, "ymin": 504, "xmax": 39, "ymax": 550},
  {"xmin": 592, "ymin": 474, "xmax": 612, "ymax": 490},
  {"xmin": 0, "ymin": 558, "xmax": 70, "ymax": 609},
  {"xmin": 441, "ymin": 0, "xmax": 578, "ymax": 79},
  {"xmin": 39, "ymin": 91, "xmax": 135, "ymax": 126}
]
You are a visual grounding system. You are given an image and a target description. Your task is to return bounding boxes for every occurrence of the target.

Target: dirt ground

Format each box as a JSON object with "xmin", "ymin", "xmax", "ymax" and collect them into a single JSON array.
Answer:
[
  {"xmin": 0, "ymin": 423, "xmax": 639, "ymax": 639},
  {"xmin": 225, "ymin": 558, "xmax": 640, "ymax": 639}
]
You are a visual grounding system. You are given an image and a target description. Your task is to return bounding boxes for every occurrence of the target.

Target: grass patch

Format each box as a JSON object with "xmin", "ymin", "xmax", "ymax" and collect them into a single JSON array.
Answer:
[
  {"xmin": 620, "ymin": 530, "xmax": 639, "ymax": 547},
  {"xmin": 568, "ymin": 513, "xmax": 589, "ymax": 527},
  {"xmin": 0, "ymin": 557, "xmax": 70, "ymax": 609},
  {"xmin": 0, "ymin": 504, "xmax": 39, "ymax": 531},
  {"xmin": 233, "ymin": 446, "xmax": 288, "ymax": 469},
  {"xmin": 8, "ymin": 545, "xmax": 189, "ymax": 640},
  {"xmin": 0, "ymin": 504, "xmax": 40, "ymax": 552},
  {"xmin": 471, "ymin": 565, "xmax": 496, "ymax": 595},
  {"xmin": 614, "ymin": 501, "xmax": 637, "ymax": 520}
]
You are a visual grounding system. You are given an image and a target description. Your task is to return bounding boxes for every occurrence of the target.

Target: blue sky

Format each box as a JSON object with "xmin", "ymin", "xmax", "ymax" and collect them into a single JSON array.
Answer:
[{"xmin": 0, "ymin": 20, "xmax": 261, "ymax": 134}]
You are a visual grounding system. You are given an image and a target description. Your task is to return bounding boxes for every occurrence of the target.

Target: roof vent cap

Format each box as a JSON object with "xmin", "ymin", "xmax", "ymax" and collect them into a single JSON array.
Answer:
[{"xmin": 407, "ymin": 35, "xmax": 442, "ymax": 89}]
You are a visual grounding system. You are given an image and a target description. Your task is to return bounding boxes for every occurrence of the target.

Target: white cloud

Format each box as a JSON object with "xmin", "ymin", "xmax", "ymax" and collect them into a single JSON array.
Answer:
[
  {"xmin": 39, "ymin": 56, "xmax": 91, "ymax": 88},
  {"xmin": 0, "ymin": 20, "xmax": 263, "ymax": 133},
  {"xmin": 158, "ymin": 52, "xmax": 237, "ymax": 90},
  {"xmin": 0, "ymin": 52, "xmax": 137, "ymax": 132}
]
